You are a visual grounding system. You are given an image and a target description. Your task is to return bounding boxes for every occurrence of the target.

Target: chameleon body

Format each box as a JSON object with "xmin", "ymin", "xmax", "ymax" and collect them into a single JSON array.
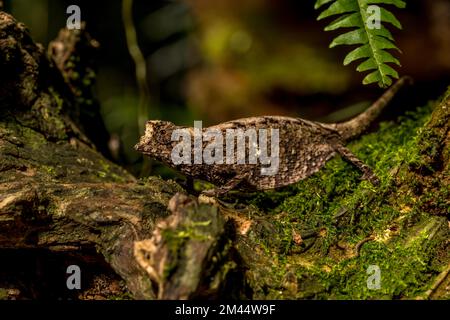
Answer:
[{"xmin": 136, "ymin": 77, "xmax": 411, "ymax": 196}]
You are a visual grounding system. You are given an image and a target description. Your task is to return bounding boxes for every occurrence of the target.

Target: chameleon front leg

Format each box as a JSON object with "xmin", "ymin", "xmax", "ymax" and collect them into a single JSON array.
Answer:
[
  {"xmin": 334, "ymin": 144, "xmax": 380, "ymax": 186},
  {"xmin": 201, "ymin": 172, "xmax": 250, "ymax": 197}
]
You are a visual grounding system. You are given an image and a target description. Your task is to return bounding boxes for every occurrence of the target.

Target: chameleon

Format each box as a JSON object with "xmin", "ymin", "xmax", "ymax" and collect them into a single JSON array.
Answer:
[{"xmin": 135, "ymin": 76, "xmax": 412, "ymax": 197}]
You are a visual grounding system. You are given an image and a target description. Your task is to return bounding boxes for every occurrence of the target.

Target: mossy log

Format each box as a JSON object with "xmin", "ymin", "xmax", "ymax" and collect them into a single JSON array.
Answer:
[
  {"xmin": 134, "ymin": 193, "xmax": 241, "ymax": 300},
  {"xmin": 0, "ymin": 11, "xmax": 183, "ymax": 299},
  {"xmin": 0, "ymin": 11, "xmax": 448, "ymax": 300}
]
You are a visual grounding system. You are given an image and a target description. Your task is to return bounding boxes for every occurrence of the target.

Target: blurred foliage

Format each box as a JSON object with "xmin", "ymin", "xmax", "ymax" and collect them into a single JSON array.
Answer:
[{"xmin": 5, "ymin": 0, "xmax": 450, "ymax": 178}]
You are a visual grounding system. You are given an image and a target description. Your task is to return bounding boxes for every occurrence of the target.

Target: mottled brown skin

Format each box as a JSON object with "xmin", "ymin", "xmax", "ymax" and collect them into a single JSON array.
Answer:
[{"xmin": 136, "ymin": 77, "xmax": 411, "ymax": 196}]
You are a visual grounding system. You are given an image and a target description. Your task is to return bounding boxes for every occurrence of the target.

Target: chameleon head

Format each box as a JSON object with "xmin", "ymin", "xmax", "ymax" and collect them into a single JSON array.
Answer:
[{"xmin": 135, "ymin": 120, "xmax": 177, "ymax": 158}]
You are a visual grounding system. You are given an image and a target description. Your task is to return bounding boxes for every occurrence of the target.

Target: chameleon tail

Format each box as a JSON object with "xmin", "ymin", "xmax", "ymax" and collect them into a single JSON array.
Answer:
[{"xmin": 335, "ymin": 76, "xmax": 413, "ymax": 141}]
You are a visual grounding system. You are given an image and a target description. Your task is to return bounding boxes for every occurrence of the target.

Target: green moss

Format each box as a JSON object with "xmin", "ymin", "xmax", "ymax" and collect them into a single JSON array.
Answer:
[
  {"xmin": 239, "ymin": 98, "xmax": 449, "ymax": 299},
  {"xmin": 161, "ymin": 229, "xmax": 188, "ymax": 280},
  {"xmin": 317, "ymin": 216, "xmax": 446, "ymax": 299},
  {"xmin": 42, "ymin": 165, "xmax": 57, "ymax": 176},
  {"xmin": 160, "ymin": 221, "xmax": 213, "ymax": 280},
  {"xmin": 159, "ymin": 210, "xmax": 216, "ymax": 280},
  {"xmin": 109, "ymin": 292, "xmax": 134, "ymax": 300}
]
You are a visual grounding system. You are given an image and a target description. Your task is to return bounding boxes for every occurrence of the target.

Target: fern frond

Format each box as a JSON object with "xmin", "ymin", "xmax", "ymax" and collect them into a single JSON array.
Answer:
[{"xmin": 315, "ymin": 0, "xmax": 406, "ymax": 88}]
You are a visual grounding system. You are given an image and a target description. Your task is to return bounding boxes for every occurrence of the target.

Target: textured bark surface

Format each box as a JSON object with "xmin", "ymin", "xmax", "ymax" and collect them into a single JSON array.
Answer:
[
  {"xmin": 0, "ymin": 11, "xmax": 448, "ymax": 300},
  {"xmin": 134, "ymin": 193, "xmax": 241, "ymax": 300},
  {"xmin": 0, "ymin": 11, "xmax": 183, "ymax": 299}
]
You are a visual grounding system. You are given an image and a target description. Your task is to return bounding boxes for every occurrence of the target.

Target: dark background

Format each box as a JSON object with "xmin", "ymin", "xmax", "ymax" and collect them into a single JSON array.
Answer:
[{"xmin": 4, "ymin": 0, "xmax": 450, "ymax": 176}]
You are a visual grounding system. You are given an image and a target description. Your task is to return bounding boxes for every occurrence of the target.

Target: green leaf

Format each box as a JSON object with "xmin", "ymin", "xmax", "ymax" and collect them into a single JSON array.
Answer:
[
  {"xmin": 357, "ymin": 58, "xmax": 377, "ymax": 72},
  {"xmin": 325, "ymin": 13, "xmax": 362, "ymax": 31},
  {"xmin": 379, "ymin": 7, "xmax": 402, "ymax": 29},
  {"xmin": 315, "ymin": 0, "xmax": 336, "ymax": 10},
  {"xmin": 318, "ymin": 0, "xmax": 358, "ymax": 20},
  {"xmin": 315, "ymin": 0, "xmax": 405, "ymax": 88},
  {"xmin": 344, "ymin": 45, "xmax": 372, "ymax": 65},
  {"xmin": 363, "ymin": 70, "xmax": 385, "ymax": 85},
  {"xmin": 330, "ymin": 29, "xmax": 368, "ymax": 47}
]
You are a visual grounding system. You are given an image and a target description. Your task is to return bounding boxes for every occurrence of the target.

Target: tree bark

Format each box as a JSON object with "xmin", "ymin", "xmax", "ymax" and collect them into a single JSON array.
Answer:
[
  {"xmin": 0, "ymin": 11, "xmax": 183, "ymax": 299},
  {"xmin": 0, "ymin": 10, "xmax": 448, "ymax": 300}
]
